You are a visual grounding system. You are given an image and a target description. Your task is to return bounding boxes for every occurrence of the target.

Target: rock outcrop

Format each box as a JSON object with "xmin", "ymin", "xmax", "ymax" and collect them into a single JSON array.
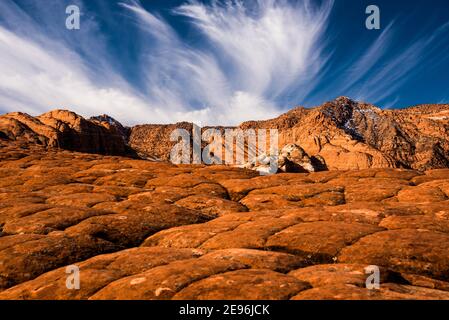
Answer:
[
  {"xmin": 240, "ymin": 97, "xmax": 449, "ymax": 171},
  {"xmin": 129, "ymin": 122, "xmax": 193, "ymax": 161},
  {"xmin": 1, "ymin": 138, "xmax": 449, "ymax": 299},
  {"xmin": 242, "ymin": 144, "xmax": 326, "ymax": 174},
  {"xmin": 0, "ymin": 110, "xmax": 133, "ymax": 156},
  {"xmin": 128, "ymin": 97, "xmax": 449, "ymax": 171},
  {"xmin": 1, "ymin": 98, "xmax": 448, "ymax": 171}
]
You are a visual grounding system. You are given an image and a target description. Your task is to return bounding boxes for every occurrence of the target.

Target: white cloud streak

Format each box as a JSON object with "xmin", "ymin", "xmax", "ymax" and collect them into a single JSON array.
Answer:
[
  {"xmin": 0, "ymin": 0, "xmax": 447, "ymax": 125},
  {"xmin": 0, "ymin": 0, "xmax": 333, "ymax": 125},
  {"xmin": 344, "ymin": 21, "xmax": 449, "ymax": 105},
  {"xmin": 120, "ymin": 0, "xmax": 333, "ymax": 125},
  {"xmin": 0, "ymin": 0, "xmax": 161, "ymax": 123}
]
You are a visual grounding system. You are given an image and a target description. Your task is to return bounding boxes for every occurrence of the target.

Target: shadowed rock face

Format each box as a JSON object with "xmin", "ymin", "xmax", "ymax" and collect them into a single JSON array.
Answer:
[{"xmin": 1, "ymin": 138, "xmax": 449, "ymax": 300}]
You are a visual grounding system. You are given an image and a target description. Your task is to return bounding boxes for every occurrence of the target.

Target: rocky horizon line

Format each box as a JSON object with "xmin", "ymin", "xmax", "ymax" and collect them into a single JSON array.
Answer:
[
  {"xmin": 1, "ymin": 96, "xmax": 448, "ymax": 172},
  {"xmin": 3, "ymin": 96, "xmax": 449, "ymax": 128}
]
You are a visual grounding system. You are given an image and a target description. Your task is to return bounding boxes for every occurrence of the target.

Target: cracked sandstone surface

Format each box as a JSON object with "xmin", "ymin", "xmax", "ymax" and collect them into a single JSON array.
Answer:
[{"xmin": 1, "ymin": 139, "xmax": 449, "ymax": 300}]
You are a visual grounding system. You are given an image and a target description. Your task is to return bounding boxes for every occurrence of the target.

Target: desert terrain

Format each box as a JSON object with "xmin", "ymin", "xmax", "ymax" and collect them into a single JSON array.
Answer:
[{"xmin": 0, "ymin": 97, "xmax": 449, "ymax": 300}]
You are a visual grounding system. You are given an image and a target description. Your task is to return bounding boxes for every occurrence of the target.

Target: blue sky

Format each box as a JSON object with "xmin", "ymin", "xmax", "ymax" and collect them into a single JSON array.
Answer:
[{"xmin": 0, "ymin": 0, "xmax": 448, "ymax": 125}]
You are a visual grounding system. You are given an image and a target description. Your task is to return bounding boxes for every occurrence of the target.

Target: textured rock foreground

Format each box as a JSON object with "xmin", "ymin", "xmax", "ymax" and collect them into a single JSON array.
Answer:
[{"xmin": 1, "ymin": 139, "xmax": 449, "ymax": 300}]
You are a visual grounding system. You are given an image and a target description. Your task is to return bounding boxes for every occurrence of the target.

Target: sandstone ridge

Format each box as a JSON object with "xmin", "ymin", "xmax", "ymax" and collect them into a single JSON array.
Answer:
[
  {"xmin": 0, "ymin": 110, "xmax": 133, "ymax": 156},
  {"xmin": 1, "ymin": 97, "xmax": 448, "ymax": 171}
]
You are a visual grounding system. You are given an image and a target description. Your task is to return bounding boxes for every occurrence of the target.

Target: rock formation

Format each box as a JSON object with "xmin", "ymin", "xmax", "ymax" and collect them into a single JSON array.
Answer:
[
  {"xmin": 241, "ymin": 97, "xmax": 449, "ymax": 171},
  {"xmin": 129, "ymin": 122, "xmax": 194, "ymax": 161},
  {"xmin": 0, "ymin": 110, "xmax": 133, "ymax": 156},
  {"xmin": 1, "ymin": 98, "xmax": 449, "ymax": 300},
  {"xmin": 130, "ymin": 97, "xmax": 449, "ymax": 171},
  {"xmin": 1, "ymin": 97, "xmax": 448, "ymax": 171},
  {"xmin": 242, "ymin": 144, "xmax": 326, "ymax": 174},
  {"xmin": 1, "ymin": 138, "xmax": 449, "ymax": 299}
]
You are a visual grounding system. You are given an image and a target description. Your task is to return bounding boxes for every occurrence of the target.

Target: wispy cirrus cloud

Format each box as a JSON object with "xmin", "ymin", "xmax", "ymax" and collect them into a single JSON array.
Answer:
[
  {"xmin": 0, "ymin": 0, "xmax": 333, "ymax": 125},
  {"xmin": 320, "ymin": 18, "xmax": 449, "ymax": 108},
  {"xmin": 120, "ymin": 0, "xmax": 333, "ymax": 125},
  {"xmin": 0, "ymin": 0, "xmax": 158, "ymax": 122},
  {"xmin": 0, "ymin": 0, "xmax": 448, "ymax": 125}
]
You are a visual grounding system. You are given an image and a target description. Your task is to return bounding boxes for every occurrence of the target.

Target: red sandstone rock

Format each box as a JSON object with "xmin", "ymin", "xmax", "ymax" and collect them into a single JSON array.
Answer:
[
  {"xmin": 0, "ymin": 138, "xmax": 449, "ymax": 300},
  {"xmin": 0, "ymin": 110, "xmax": 131, "ymax": 156},
  {"xmin": 4, "ymin": 97, "xmax": 448, "ymax": 171}
]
